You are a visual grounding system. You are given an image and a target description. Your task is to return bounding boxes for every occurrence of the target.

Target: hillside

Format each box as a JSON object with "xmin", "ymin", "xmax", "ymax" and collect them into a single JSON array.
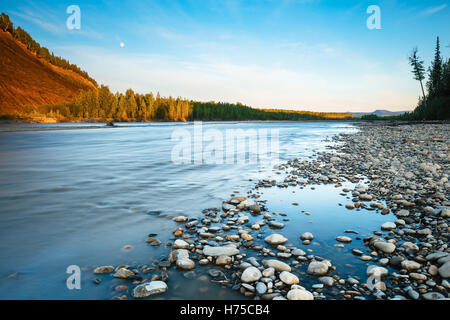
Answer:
[{"xmin": 0, "ymin": 30, "xmax": 96, "ymax": 116}]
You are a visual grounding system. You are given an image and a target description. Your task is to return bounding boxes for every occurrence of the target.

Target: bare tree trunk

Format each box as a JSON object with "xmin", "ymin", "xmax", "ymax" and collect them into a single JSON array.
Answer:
[{"xmin": 420, "ymin": 80, "xmax": 427, "ymax": 108}]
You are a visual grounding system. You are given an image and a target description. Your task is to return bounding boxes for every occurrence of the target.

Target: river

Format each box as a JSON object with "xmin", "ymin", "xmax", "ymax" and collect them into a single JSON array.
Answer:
[{"xmin": 0, "ymin": 121, "xmax": 393, "ymax": 299}]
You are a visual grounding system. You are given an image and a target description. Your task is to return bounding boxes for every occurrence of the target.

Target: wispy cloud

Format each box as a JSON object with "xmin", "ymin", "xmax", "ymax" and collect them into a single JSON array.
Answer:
[
  {"xmin": 421, "ymin": 4, "xmax": 447, "ymax": 16},
  {"xmin": 9, "ymin": 9, "xmax": 63, "ymax": 34},
  {"xmin": 9, "ymin": 6, "xmax": 104, "ymax": 40}
]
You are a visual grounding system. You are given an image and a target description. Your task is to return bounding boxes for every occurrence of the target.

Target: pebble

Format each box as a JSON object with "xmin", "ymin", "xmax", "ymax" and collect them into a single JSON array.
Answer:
[
  {"xmin": 401, "ymin": 260, "xmax": 421, "ymax": 271},
  {"xmin": 287, "ymin": 289, "xmax": 314, "ymax": 300},
  {"xmin": 241, "ymin": 267, "xmax": 262, "ymax": 283},
  {"xmin": 279, "ymin": 271, "xmax": 299, "ymax": 285},
  {"xmin": 373, "ymin": 241, "xmax": 396, "ymax": 253},
  {"xmin": 202, "ymin": 245, "xmax": 239, "ymax": 257},
  {"xmin": 381, "ymin": 222, "xmax": 396, "ymax": 230},
  {"xmin": 300, "ymin": 232, "xmax": 314, "ymax": 241},
  {"xmin": 438, "ymin": 261, "xmax": 450, "ymax": 278},
  {"xmin": 307, "ymin": 261, "xmax": 329, "ymax": 276},
  {"xmin": 263, "ymin": 260, "xmax": 291, "ymax": 272},
  {"xmin": 132, "ymin": 281, "xmax": 168, "ymax": 298},
  {"xmin": 264, "ymin": 234, "xmax": 288, "ymax": 245},
  {"xmin": 336, "ymin": 236, "xmax": 352, "ymax": 243},
  {"xmin": 176, "ymin": 258, "xmax": 195, "ymax": 270},
  {"xmin": 93, "ymin": 266, "xmax": 114, "ymax": 274}
]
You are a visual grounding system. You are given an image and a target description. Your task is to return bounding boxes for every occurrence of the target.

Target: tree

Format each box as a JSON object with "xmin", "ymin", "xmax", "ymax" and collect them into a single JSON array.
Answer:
[
  {"xmin": 427, "ymin": 37, "xmax": 443, "ymax": 98},
  {"xmin": 409, "ymin": 47, "xmax": 427, "ymax": 107},
  {"xmin": 442, "ymin": 58, "xmax": 450, "ymax": 97},
  {"xmin": 0, "ymin": 13, "xmax": 13, "ymax": 33}
]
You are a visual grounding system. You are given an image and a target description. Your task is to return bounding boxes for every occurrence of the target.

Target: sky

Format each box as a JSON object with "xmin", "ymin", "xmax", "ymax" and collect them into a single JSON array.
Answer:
[{"xmin": 2, "ymin": 0, "xmax": 450, "ymax": 112}]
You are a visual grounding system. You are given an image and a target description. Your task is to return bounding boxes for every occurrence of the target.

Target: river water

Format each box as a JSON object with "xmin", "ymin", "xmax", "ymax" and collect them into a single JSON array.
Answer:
[{"xmin": 0, "ymin": 121, "xmax": 394, "ymax": 299}]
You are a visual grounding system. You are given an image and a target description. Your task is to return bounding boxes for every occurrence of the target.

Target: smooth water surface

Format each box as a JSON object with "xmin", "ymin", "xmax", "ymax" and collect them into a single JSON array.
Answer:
[{"xmin": 0, "ymin": 121, "xmax": 360, "ymax": 299}]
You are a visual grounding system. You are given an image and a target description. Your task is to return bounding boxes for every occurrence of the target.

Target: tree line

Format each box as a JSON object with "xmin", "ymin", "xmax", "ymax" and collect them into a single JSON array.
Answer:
[
  {"xmin": 0, "ymin": 12, "xmax": 98, "ymax": 87},
  {"xmin": 36, "ymin": 86, "xmax": 192, "ymax": 122},
  {"xmin": 192, "ymin": 102, "xmax": 353, "ymax": 121},
  {"xmin": 34, "ymin": 89, "xmax": 353, "ymax": 122},
  {"xmin": 402, "ymin": 36, "xmax": 450, "ymax": 120}
]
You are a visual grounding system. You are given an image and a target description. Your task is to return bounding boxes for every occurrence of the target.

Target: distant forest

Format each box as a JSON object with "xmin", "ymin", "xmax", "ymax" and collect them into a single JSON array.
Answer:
[{"xmin": 26, "ymin": 87, "xmax": 353, "ymax": 122}]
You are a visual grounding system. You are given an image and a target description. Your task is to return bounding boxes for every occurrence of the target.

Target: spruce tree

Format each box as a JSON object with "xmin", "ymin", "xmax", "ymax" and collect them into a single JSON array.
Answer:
[
  {"xmin": 409, "ymin": 47, "xmax": 427, "ymax": 107},
  {"xmin": 427, "ymin": 37, "xmax": 443, "ymax": 98}
]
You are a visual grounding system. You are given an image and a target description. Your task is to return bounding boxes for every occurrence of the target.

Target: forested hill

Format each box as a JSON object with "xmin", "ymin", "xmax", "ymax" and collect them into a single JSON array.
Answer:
[{"xmin": 0, "ymin": 13, "xmax": 97, "ymax": 117}]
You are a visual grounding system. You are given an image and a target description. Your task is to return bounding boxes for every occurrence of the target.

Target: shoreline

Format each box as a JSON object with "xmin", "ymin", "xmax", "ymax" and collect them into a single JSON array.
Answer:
[
  {"xmin": 91, "ymin": 122, "xmax": 448, "ymax": 300},
  {"xmin": 0, "ymin": 119, "xmax": 448, "ymax": 135}
]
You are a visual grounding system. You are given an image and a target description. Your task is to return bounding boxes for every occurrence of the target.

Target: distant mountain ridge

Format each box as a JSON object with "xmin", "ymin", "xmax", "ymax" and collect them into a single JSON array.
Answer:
[{"xmin": 351, "ymin": 109, "xmax": 410, "ymax": 118}]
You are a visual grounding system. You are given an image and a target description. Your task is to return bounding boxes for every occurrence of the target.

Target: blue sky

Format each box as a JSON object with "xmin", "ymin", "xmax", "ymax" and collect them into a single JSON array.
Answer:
[{"xmin": 2, "ymin": 0, "xmax": 450, "ymax": 112}]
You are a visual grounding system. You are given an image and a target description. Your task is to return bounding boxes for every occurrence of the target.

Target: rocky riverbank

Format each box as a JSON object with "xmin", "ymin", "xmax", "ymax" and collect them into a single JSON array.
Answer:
[{"xmin": 94, "ymin": 122, "xmax": 449, "ymax": 300}]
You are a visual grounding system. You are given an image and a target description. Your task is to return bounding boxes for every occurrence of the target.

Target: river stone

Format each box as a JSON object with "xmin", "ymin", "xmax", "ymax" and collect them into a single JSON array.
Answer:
[
  {"xmin": 291, "ymin": 248, "xmax": 306, "ymax": 256},
  {"xmin": 264, "ymin": 234, "xmax": 288, "ymax": 245},
  {"xmin": 173, "ymin": 216, "xmax": 187, "ymax": 222},
  {"xmin": 423, "ymin": 292, "xmax": 445, "ymax": 300},
  {"xmin": 241, "ymin": 283, "xmax": 255, "ymax": 292},
  {"xmin": 401, "ymin": 242, "xmax": 419, "ymax": 252},
  {"xmin": 239, "ymin": 199, "xmax": 255, "ymax": 208},
  {"xmin": 132, "ymin": 281, "xmax": 168, "ymax": 298},
  {"xmin": 336, "ymin": 236, "xmax": 352, "ymax": 243},
  {"xmin": 263, "ymin": 259, "xmax": 291, "ymax": 272},
  {"xmin": 203, "ymin": 245, "xmax": 239, "ymax": 257},
  {"xmin": 287, "ymin": 289, "xmax": 314, "ymax": 300},
  {"xmin": 241, "ymin": 266, "xmax": 262, "ymax": 283},
  {"xmin": 381, "ymin": 222, "xmax": 396, "ymax": 230},
  {"xmin": 373, "ymin": 241, "xmax": 396, "ymax": 253},
  {"xmin": 216, "ymin": 255, "xmax": 231, "ymax": 265},
  {"xmin": 319, "ymin": 276, "xmax": 335, "ymax": 287},
  {"xmin": 262, "ymin": 267, "xmax": 275, "ymax": 277},
  {"xmin": 426, "ymin": 252, "xmax": 448, "ymax": 261},
  {"xmin": 300, "ymin": 232, "xmax": 314, "ymax": 241},
  {"xmin": 268, "ymin": 221, "xmax": 285, "ymax": 229},
  {"xmin": 396, "ymin": 209, "xmax": 410, "ymax": 217},
  {"xmin": 173, "ymin": 239, "xmax": 189, "ymax": 249},
  {"xmin": 279, "ymin": 271, "xmax": 299, "ymax": 285},
  {"xmin": 379, "ymin": 258, "xmax": 389, "ymax": 266},
  {"xmin": 401, "ymin": 260, "xmax": 421, "ymax": 271},
  {"xmin": 93, "ymin": 266, "xmax": 114, "ymax": 274},
  {"xmin": 256, "ymin": 282, "xmax": 267, "ymax": 295},
  {"xmin": 222, "ymin": 203, "xmax": 236, "ymax": 211},
  {"xmin": 307, "ymin": 261, "xmax": 329, "ymax": 276},
  {"xmin": 409, "ymin": 273, "xmax": 427, "ymax": 281},
  {"xmin": 169, "ymin": 249, "xmax": 190, "ymax": 262},
  {"xmin": 367, "ymin": 266, "xmax": 388, "ymax": 277},
  {"xmin": 113, "ymin": 268, "xmax": 135, "ymax": 279},
  {"xmin": 176, "ymin": 258, "xmax": 195, "ymax": 270},
  {"xmin": 408, "ymin": 289, "xmax": 419, "ymax": 300},
  {"xmin": 442, "ymin": 208, "xmax": 450, "ymax": 218},
  {"xmin": 438, "ymin": 261, "xmax": 450, "ymax": 278},
  {"xmin": 277, "ymin": 252, "xmax": 292, "ymax": 259}
]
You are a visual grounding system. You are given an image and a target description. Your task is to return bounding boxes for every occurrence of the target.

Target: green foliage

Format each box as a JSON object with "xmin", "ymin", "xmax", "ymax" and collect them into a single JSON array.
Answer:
[
  {"xmin": 0, "ymin": 13, "xmax": 13, "ymax": 33},
  {"xmin": 409, "ymin": 47, "xmax": 426, "ymax": 82},
  {"xmin": 406, "ymin": 37, "xmax": 450, "ymax": 120},
  {"xmin": 1, "ymin": 12, "xmax": 97, "ymax": 87},
  {"xmin": 192, "ymin": 102, "xmax": 353, "ymax": 121},
  {"xmin": 427, "ymin": 37, "xmax": 443, "ymax": 99},
  {"xmin": 31, "ymin": 87, "xmax": 192, "ymax": 122}
]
